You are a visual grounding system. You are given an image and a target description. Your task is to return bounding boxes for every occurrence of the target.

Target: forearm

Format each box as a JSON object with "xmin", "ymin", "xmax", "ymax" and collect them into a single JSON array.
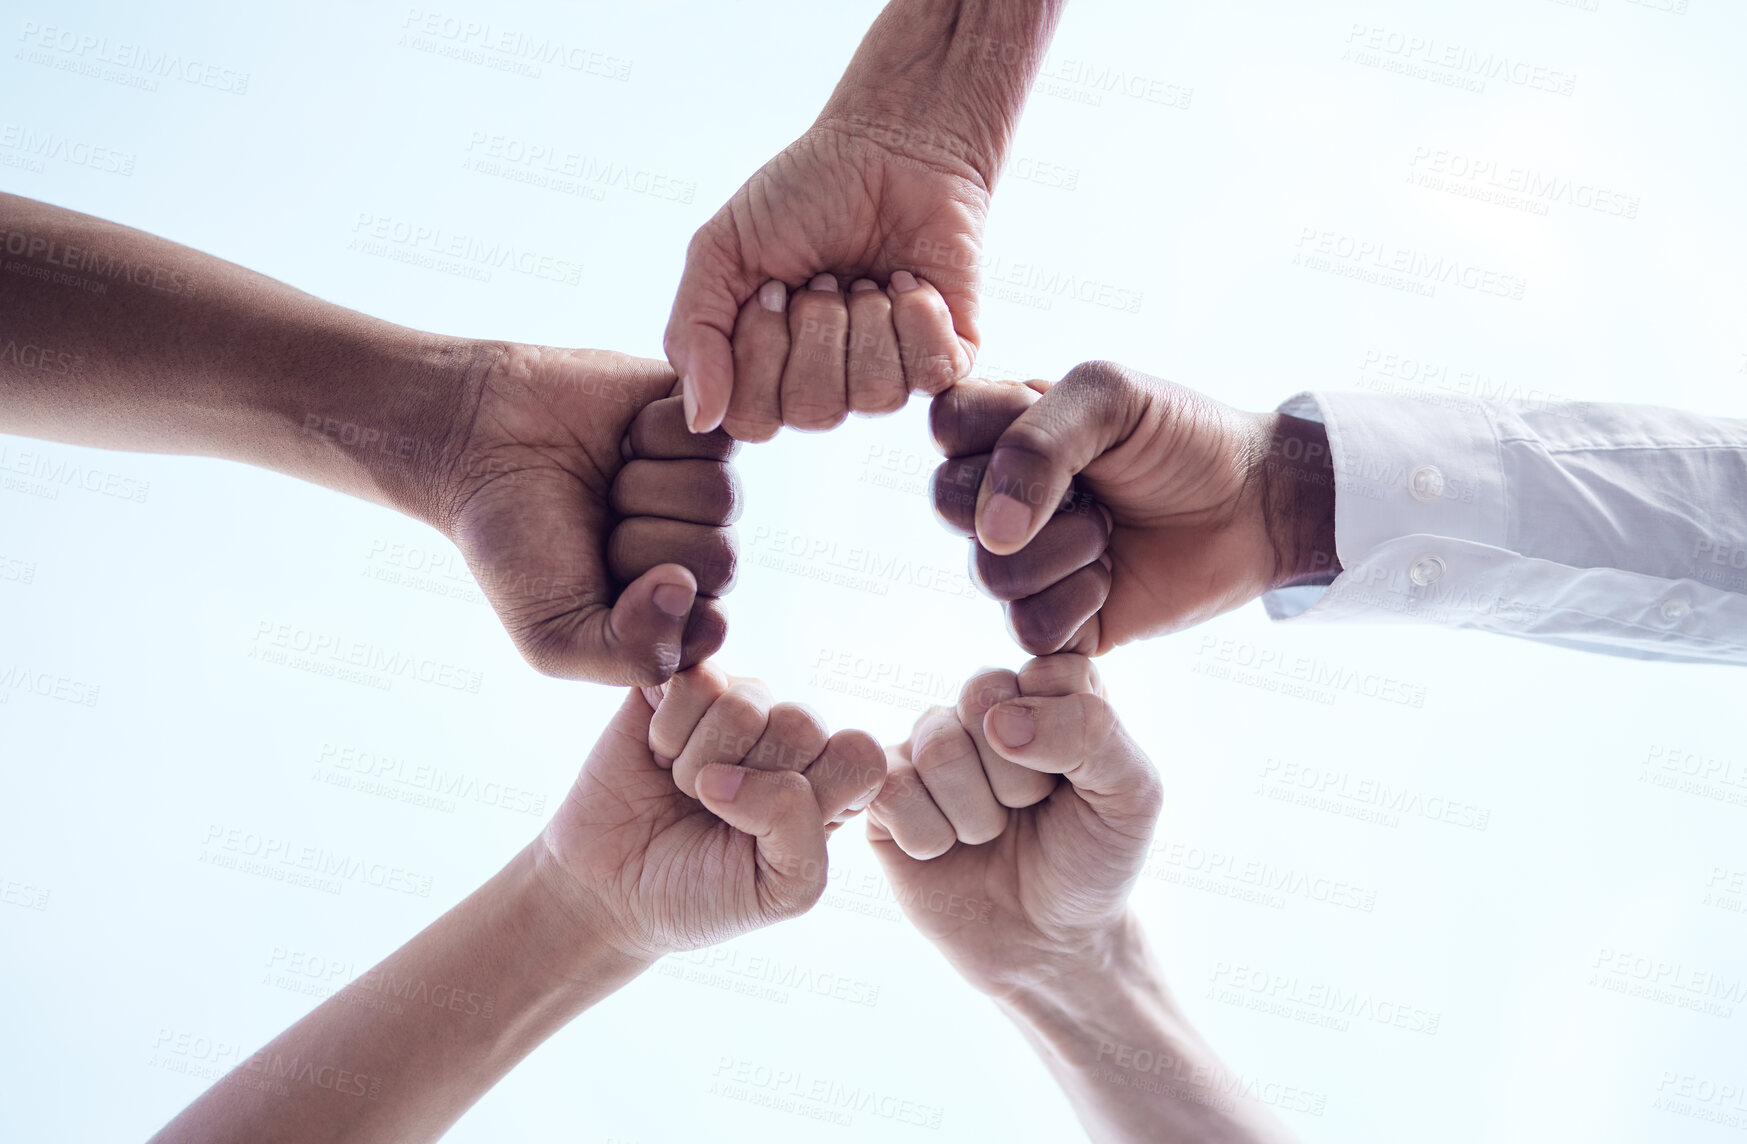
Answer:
[
  {"xmin": 151, "ymin": 842, "xmax": 650, "ymax": 1144},
  {"xmin": 0, "ymin": 193, "xmax": 490, "ymax": 527},
  {"xmin": 817, "ymin": 0, "xmax": 1068, "ymax": 186},
  {"xmin": 996, "ymin": 916, "xmax": 1297, "ymax": 1144}
]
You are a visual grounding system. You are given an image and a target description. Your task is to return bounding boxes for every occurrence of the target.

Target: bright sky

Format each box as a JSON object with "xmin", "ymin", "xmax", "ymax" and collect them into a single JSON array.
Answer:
[{"xmin": 2, "ymin": 1, "xmax": 1745, "ymax": 1141}]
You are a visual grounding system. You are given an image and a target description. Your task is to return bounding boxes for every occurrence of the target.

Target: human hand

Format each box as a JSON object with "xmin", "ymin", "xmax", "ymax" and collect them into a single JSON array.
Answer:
[
  {"xmin": 538, "ymin": 667, "xmax": 886, "ymax": 961},
  {"xmin": 867, "ymin": 654, "xmax": 1162, "ymax": 997},
  {"xmin": 435, "ymin": 345, "xmax": 739, "ymax": 685},
  {"xmin": 665, "ymin": 123, "xmax": 985, "ymax": 438},
  {"xmin": 930, "ymin": 363, "xmax": 1339, "ymax": 656}
]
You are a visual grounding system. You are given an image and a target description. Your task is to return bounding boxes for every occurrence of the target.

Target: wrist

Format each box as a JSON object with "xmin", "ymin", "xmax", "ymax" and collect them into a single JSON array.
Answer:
[
  {"xmin": 516, "ymin": 837, "xmax": 658, "ymax": 993},
  {"xmin": 996, "ymin": 912, "xmax": 1165, "ymax": 1016},
  {"xmin": 271, "ymin": 318, "xmax": 501, "ymax": 533},
  {"xmin": 997, "ymin": 915, "xmax": 1298, "ymax": 1142},
  {"xmin": 1256, "ymin": 411, "xmax": 1341, "ymax": 590},
  {"xmin": 818, "ymin": 0, "xmax": 1066, "ymax": 187}
]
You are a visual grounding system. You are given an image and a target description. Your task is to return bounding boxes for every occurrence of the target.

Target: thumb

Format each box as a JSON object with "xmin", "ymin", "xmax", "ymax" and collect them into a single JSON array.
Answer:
[
  {"xmin": 975, "ymin": 361, "xmax": 1148, "ymax": 556},
  {"xmin": 981, "ymin": 693, "xmax": 1161, "ymax": 828},
  {"xmin": 592, "ymin": 563, "xmax": 698, "ymax": 685},
  {"xmin": 695, "ymin": 765, "xmax": 830, "ymax": 922},
  {"xmin": 664, "ymin": 225, "xmax": 755, "ymax": 435}
]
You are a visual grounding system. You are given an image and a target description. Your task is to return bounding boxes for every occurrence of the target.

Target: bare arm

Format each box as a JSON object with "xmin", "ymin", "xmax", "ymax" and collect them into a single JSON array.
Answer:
[
  {"xmin": 149, "ymin": 844, "xmax": 645, "ymax": 1144},
  {"xmin": 0, "ymin": 192, "xmax": 473, "ymax": 521},
  {"xmin": 0, "ymin": 193, "xmax": 734, "ymax": 682},
  {"xmin": 999, "ymin": 918, "xmax": 1301, "ymax": 1143},
  {"xmin": 150, "ymin": 676, "xmax": 885, "ymax": 1142}
]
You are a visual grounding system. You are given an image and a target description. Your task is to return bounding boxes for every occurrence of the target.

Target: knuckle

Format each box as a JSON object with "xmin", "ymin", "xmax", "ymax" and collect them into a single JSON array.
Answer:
[
  {"xmin": 910, "ymin": 830, "xmax": 956, "ymax": 861},
  {"xmin": 994, "ymin": 771, "xmax": 1056, "ymax": 809},
  {"xmin": 721, "ymin": 414, "xmax": 780, "ymax": 444},
  {"xmin": 711, "ymin": 692, "xmax": 765, "ymax": 737},
  {"xmin": 783, "ymin": 403, "xmax": 848, "ymax": 432},
  {"xmin": 1060, "ymin": 359, "xmax": 1131, "ymax": 392},
  {"xmin": 1080, "ymin": 694, "xmax": 1120, "ymax": 747},
  {"xmin": 911, "ymin": 719, "xmax": 965, "ymax": 774},
  {"xmin": 958, "ymin": 669, "xmax": 1017, "ymax": 715},
  {"xmin": 971, "ymin": 548, "xmax": 1021, "ymax": 601},
  {"xmin": 1007, "ymin": 602, "xmax": 1068, "ymax": 657},
  {"xmin": 958, "ymin": 816, "xmax": 1007, "ymax": 846}
]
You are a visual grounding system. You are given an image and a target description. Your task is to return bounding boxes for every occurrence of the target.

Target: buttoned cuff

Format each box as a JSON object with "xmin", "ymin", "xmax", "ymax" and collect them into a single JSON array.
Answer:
[{"xmin": 1264, "ymin": 390, "xmax": 1507, "ymax": 622}]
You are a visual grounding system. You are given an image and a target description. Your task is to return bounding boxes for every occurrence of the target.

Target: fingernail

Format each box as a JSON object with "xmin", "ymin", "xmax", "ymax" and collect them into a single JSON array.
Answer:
[
  {"xmin": 1099, "ymin": 551, "xmax": 1114, "ymax": 573},
  {"xmin": 891, "ymin": 270, "xmax": 919, "ymax": 293},
  {"xmin": 1098, "ymin": 502, "xmax": 1114, "ymax": 535},
  {"xmin": 981, "ymin": 493, "xmax": 1032, "ymax": 548},
  {"xmin": 652, "ymin": 753, "xmax": 673, "ymax": 770},
  {"xmin": 808, "ymin": 273, "xmax": 838, "ymax": 293},
  {"xmin": 850, "ymin": 278, "xmax": 879, "ymax": 293},
  {"xmin": 847, "ymin": 789, "xmax": 877, "ymax": 812},
  {"xmin": 681, "ymin": 378, "xmax": 700, "ymax": 432},
  {"xmin": 698, "ymin": 766, "xmax": 745, "ymax": 802},
  {"xmin": 619, "ymin": 435, "xmax": 635, "ymax": 463},
  {"xmin": 759, "ymin": 280, "xmax": 787, "ymax": 312},
  {"xmin": 651, "ymin": 581, "xmax": 695, "ymax": 619},
  {"xmin": 990, "ymin": 704, "xmax": 1035, "ymax": 749}
]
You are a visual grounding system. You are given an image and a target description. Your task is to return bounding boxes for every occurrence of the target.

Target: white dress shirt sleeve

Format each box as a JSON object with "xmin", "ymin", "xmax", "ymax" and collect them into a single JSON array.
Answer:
[{"xmin": 1260, "ymin": 391, "xmax": 1747, "ymax": 663}]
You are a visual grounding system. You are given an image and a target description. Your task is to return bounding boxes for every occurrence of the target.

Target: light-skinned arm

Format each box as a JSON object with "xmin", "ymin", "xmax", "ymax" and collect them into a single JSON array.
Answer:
[
  {"xmin": 869, "ymin": 654, "xmax": 1297, "ymax": 1142},
  {"xmin": 149, "ymin": 667, "xmax": 885, "ymax": 1142}
]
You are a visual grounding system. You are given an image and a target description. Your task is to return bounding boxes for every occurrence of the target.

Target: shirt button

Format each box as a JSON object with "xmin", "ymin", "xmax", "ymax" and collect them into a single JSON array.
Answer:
[
  {"xmin": 1408, "ymin": 465, "xmax": 1445, "ymax": 502},
  {"xmin": 1660, "ymin": 596, "xmax": 1691, "ymax": 621},
  {"xmin": 1409, "ymin": 555, "xmax": 1446, "ymax": 587}
]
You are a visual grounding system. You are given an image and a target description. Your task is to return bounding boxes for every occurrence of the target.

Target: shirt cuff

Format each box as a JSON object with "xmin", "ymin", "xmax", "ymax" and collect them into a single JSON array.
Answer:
[{"xmin": 1264, "ymin": 391, "xmax": 1509, "ymax": 621}]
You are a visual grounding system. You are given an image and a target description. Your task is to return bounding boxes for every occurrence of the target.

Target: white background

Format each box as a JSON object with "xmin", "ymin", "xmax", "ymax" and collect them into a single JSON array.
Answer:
[{"xmin": 3, "ymin": 0, "xmax": 1746, "ymax": 1141}]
